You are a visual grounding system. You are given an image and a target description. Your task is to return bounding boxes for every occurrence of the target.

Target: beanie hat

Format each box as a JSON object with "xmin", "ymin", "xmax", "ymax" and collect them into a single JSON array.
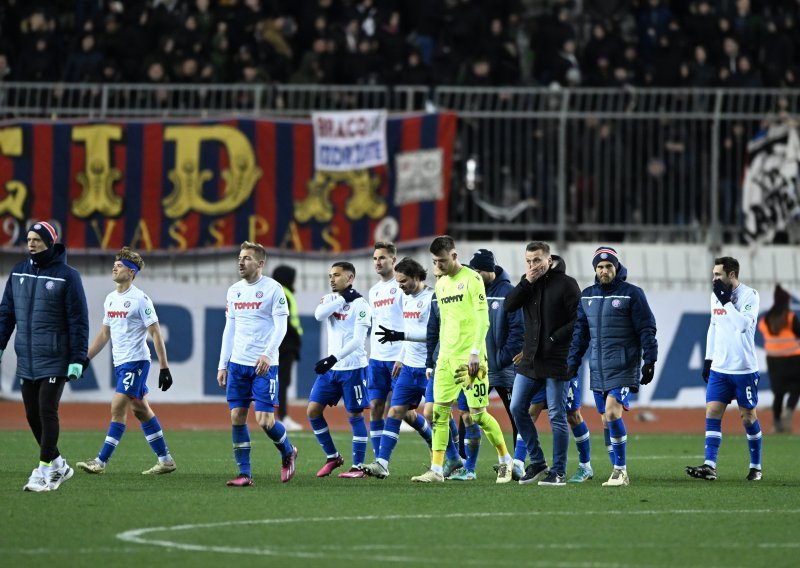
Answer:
[
  {"xmin": 774, "ymin": 285, "xmax": 791, "ymax": 308},
  {"xmin": 468, "ymin": 248, "xmax": 496, "ymax": 272},
  {"xmin": 29, "ymin": 221, "xmax": 58, "ymax": 248},
  {"xmin": 592, "ymin": 246, "xmax": 619, "ymax": 270}
]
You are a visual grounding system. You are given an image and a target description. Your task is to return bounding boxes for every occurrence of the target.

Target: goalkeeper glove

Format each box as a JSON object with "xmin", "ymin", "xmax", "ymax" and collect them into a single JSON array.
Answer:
[
  {"xmin": 712, "ymin": 279, "xmax": 732, "ymax": 305},
  {"xmin": 375, "ymin": 325, "xmax": 404, "ymax": 344},
  {"xmin": 159, "ymin": 368, "xmax": 173, "ymax": 391},
  {"xmin": 340, "ymin": 287, "xmax": 362, "ymax": 303},
  {"xmin": 315, "ymin": 355, "xmax": 338, "ymax": 375},
  {"xmin": 454, "ymin": 363, "xmax": 487, "ymax": 388},
  {"xmin": 702, "ymin": 359, "xmax": 712, "ymax": 383},
  {"xmin": 640, "ymin": 362, "xmax": 655, "ymax": 385}
]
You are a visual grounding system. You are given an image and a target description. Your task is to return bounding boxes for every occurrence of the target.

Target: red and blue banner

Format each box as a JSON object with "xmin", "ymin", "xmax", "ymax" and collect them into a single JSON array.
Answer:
[{"xmin": 0, "ymin": 113, "xmax": 456, "ymax": 252}]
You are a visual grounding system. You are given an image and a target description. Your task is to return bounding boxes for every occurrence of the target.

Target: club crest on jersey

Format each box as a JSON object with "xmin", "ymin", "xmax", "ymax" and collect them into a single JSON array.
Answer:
[
  {"xmin": 390, "ymin": 287, "xmax": 397, "ymax": 294},
  {"xmin": 491, "ymin": 301, "xmax": 499, "ymax": 310},
  {"xmin": 343, "ymin": 304, "xmax": 351, "ymax": 311},
  {"xmin": 124, "ymin": 301, "xmax": 131, "ymax": 308},
  {"xmin": 457, "ymin": 283, "xmax": 465, "ymax": 290},
  {"xmin": 45, "ymin": 281, "xmax": 54, "ymax": 290},
  {"xmin": 256, "ymin": 291, "xmax": 264, "ymax": 298},
  {"xmin": 612, "ymin": 299, "xmax": 621, "ymax": 308},
  {"xmin": 417, "ymin": 300, "xmax": 423, "ymax": 308}
]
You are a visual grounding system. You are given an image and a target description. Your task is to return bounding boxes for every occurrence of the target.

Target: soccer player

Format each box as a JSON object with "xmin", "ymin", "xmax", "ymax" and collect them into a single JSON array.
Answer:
[
  {"xmin": 412, "ymin": 236, "xmax": 513, "ymax": 483},
  {"xmin": 567, "ymin": 246, "xmax": 658, "ymax": 487},
  {"xmin": 76, "ymin": 247, "xmax": 176, "ymax": 476},
  {"xmin": 217, "ymin": 242, "xmax": 297, "ymax": 487},
  {"xmin": 687, "ymin": 256, "xmax": 762, "ymax": 481},
  {"xmin": 450, "ymin": 248, "xmax": 524, "ymax": 482},
  {"xmin": 366, "ymin": 242, "xmax": 406, "ymax": 455},
  {"xmin": 361, "ymin": 257, "xmax": 434, "ymax": 478},
  {"xmin": 307, "ymin": 261, "xmax": 371, "ymax": 478},
  {"xmin": 0, "ymin": 222, "xmax": 88, "ymax": 492}
]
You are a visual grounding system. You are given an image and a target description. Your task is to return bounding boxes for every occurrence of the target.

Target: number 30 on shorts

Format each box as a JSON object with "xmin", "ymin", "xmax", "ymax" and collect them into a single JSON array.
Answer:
[{"xmin": 472, "ymin": 383, "xmax": 487, "ymax": 397}]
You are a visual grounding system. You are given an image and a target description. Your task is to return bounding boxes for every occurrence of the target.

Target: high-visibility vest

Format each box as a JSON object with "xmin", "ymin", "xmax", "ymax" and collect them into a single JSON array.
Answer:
[{"xmin": 758, "ymin": 311, "xmax": 800, "ymax": 357}]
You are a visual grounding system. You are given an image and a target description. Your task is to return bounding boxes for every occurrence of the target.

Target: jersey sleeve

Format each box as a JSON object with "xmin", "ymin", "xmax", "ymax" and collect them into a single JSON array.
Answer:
[
  {"xmin": 354, "ymin": 297, "xmax": 371, "ymax": 328},
  {"xmin": 272, "ymin": 285, "xmax": 290, "ymax": 317},
  {"xmin": 139, "ymin": 293, "xmax": 159, "ymax": 327}
]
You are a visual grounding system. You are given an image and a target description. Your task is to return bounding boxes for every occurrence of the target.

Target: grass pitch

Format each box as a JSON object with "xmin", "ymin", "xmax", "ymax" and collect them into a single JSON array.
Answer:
[{"xmin": 2, "ymin": 429, "xmax": 799, "ymax": 567}]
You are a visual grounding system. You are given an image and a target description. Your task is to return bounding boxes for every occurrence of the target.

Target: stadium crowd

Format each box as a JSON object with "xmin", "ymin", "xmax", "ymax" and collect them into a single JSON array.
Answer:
[{"xmin": 0, "ymin": 0, "xmax": 799, "ymax": 88}]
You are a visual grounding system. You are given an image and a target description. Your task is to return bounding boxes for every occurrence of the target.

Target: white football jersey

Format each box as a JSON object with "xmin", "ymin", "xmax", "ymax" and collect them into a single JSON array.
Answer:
[
  {"xmin": 102, "ymin": 285, "xmax": 159, "ymax": 366},
  {"xmin": 706, "ymin": 283, "xmax": 759, "ymax": 374},
  {"xmin": 400, "ymin": 285, "xmax": 433, "ymax": 368},
  {"xmin": 320, "ymin": 293, "xmax": 371, "ymax": 370},
  {"xmin": 224, "ymin": 276, "xmax": 289, "ymax": 366},
  {"xmin": 369, "ymin": 278, "xmax": 404, "ymax": 361}
]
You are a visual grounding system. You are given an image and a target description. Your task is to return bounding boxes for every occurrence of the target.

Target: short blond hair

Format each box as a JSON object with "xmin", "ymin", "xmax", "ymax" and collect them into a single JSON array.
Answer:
[{"xmin": 240, "ymin": 241, "xmax": 266, "ymax": 261}]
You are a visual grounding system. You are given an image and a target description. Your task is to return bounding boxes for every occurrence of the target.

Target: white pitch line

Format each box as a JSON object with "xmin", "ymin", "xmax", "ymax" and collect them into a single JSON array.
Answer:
[{"xmin": 116, "ymin": 509, "xmax": 800, "ymax": 563}]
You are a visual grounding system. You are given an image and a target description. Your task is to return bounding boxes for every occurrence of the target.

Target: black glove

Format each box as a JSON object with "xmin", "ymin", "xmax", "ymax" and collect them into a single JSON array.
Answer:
[
  {"xmin": 376, "ymin": 325, "xmax": 404, "ymax": 344},
  {"xmin": 340, "ymin": 287, "xmax": 362, "ymax": 303},
  {"xmin": 702, "ymin": 359, "xmax": 712, "ymax": 383},
  {"xmin": 712, "ymin": 279, "xmax": 732, "ymax": 305},
  {"xmin": 640, "ymin": 362, "xmax": 655, "ymax": 385},
  {"xmin": 159, "ymin": 368, "xmax": 173, "ymax": 391},
  {"xmin": 566, "ymin": 365, "xmax": 579, "ymax": 379},
  {"xmin": 315, "ymin": 355, "xmax": 338, "ymax": 375}
]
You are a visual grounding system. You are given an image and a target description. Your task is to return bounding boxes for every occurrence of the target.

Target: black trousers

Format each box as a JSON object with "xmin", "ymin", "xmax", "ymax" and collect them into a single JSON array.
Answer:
[
  {"xmin": 768, "ymin": 355, "xmax": 800, "ymax": 422},
  {"xmin": 21, "ymin": 377, "xmax": 66, "ymax": 463},
  {"xmin": 277, "ymin": 350, "xmax": 297, "ymax": 420}
]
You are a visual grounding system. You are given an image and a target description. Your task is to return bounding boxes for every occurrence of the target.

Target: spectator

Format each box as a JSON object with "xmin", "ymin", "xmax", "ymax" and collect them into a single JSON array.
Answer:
[{"xmin": 64, "ymin": 34, "xmax": 103, "ymax": 82}]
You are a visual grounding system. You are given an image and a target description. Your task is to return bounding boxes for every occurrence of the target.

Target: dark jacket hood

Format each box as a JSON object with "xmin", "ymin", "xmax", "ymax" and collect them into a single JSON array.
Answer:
[{"xmin": 272, "ymin": 265, "xmax": 297, "ymax": 291}]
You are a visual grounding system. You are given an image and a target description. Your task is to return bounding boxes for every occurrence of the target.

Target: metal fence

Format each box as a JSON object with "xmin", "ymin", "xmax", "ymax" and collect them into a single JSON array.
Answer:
[{"xmin": 2, "ymin": 82, "xmax": 799, "ymax": 246}]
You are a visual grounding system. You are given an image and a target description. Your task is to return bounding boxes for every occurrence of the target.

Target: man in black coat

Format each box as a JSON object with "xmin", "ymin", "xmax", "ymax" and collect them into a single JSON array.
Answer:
[{"xmin": 505, "ymin": 241, "xmax": 580, "ymax": 486}]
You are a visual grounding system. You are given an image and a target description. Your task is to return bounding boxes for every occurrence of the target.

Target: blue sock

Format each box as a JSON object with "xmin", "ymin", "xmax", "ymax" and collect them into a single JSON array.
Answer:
[
  {"xmin": 445, "ymin": 417, "xmax": 460, "ymax": 460},
  {"xmin": 607, "ymin": 418, "xmax": 627, "ymax": 468},
  {"xmin": 370, "ymin": 419, "xmax": 384, "ymax": 457},
  {"xmin": 572, "ymin": 421, "xmax": 591, "ymax": 465},
  {"xmin": 464, "ymin": 424, "xmax": 481, "ymax": 471},
  {"xmin": 603, "ymin": 427, "xmax": 614, "ymax": 466},
  {"xmin": 350, "ymin": 416, "xmax": 368, "ymax": 465},
  {"xmin": 704, "ymin": 418, "xmax": 722, "ymax": 467},
  {"xmin": 265, "ymin": 419, "xmax": 293, "ymax": 457},
  {"xmin": 411, "ymin": 414, "xmax": 433, "ymax": 448},
  {"xmin": 97, "ymin": 421, "xmax": 126, "ymax": 463},
  {"xmin": 232, "ymin": 424, "xmax": 251, "ymax": 476},
  {"xmin": 309, "ymin": 416, "xmax": 338, "ymax": 458},
  {"xmin": 141, "ymin": 416, "xmax": 169, "ymax": 458},
  {"xmin": 744, "ymin": 420, "xmax": 762, "ymax": 469},
  {"xmin": 513, "ymin": 434, "xmax": 527, "ymax": 462},
  {"xmin": 378, "ymin": 417, "xmax": 402, "ymax": 464}
]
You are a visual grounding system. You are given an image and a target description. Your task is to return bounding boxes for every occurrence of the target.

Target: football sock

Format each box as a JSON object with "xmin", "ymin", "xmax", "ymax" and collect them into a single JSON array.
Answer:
[
  {"xmin": 349, "ymin": 415, "xmax": 368, "ymax": 465},
  {"xmin": 264, "ymin": 420, "xmax": 293, "ymax": 457},
  {"xmin": 513, "ymin": 433, "xmax": 527, "ymax": 462},
  {"xmin": 445, "ymin": 416, "xmax": 460, "ymax": 460},
  {"xmin": 744, "ymin": 419, "xmax": 762, "ymax": 469},
  {"xmin": 572, "ymin": 421, "xmax": 591, "ymax": 465},
  {"xmin": 231, "ymin": 424, "xmax": 251, "ymax": 476},
  {"xmin": 470, "ymin": 410, "xmax": 509, "ymax": 458},
  {"xmin": 38, "ymin": 460, "xmax": 53, "ymax": 478},
  {"xmin": 464, "ymin": 424, "xmax": 481, "ymax": 471},
  {"xmin": 378, "ymin": 416, "xmax": 402, "ymax": 464},
  {"xmin": 141, "ymin": 416, "xmax": 169, "ymax": 458},
  {"xmin": 369, "ymin": 419, "xmax": 384, "ymax": 456},
  {"xmin": 432, "ymin": 404, "xmax": 451, "ymax": 452},
  {"xmin": 704, "ymin": 417, "xmax": 722, "ymax": 468},
  {"xmin": 309, "ymin": 416, "xmax": 337, "ymax": 458},
  {"xmin": 607, "ymin": 417, "xmax": 627, "ymax": 469},
  {"xmin": 604, "ymin": 427, "xmax": 614, "ymax": 465},
  {"xmin": 98, "ymin": 421, "xmax": 126, "ymax": 463},
  {"xmin": 411, "ymin": 413, "xmax": 433, "ymax": 447}
]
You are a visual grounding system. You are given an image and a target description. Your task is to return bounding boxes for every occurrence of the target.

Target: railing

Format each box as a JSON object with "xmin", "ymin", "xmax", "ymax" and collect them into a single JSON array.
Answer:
[{"xmin": 2, "ymin": 82, "xmax": 799, "ymax": 247}]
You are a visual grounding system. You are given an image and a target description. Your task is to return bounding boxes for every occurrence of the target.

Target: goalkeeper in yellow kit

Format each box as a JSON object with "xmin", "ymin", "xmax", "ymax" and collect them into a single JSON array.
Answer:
[{"xmin": 412, "ymin": 236, "xmax": 513, "ymax": 483}]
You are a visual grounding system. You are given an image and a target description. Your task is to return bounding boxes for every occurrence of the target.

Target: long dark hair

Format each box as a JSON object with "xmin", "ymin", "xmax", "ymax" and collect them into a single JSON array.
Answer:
[{"xmin": 765, "ymin": 285, "xmax": 791, "ymax": 335}]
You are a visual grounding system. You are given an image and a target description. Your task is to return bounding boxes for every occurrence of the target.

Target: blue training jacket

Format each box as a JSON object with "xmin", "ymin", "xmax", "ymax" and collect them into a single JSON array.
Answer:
[
  {"xmin": 0, "ymin": 244, "xmax": 89, "ymax": 380},
  {"xmin": 566, "ymin": 264, "xmax": 657, "ymax": 393},
  {"xmin": 484, "ymin": 266, "xmax": 524, "ymax": 388}
]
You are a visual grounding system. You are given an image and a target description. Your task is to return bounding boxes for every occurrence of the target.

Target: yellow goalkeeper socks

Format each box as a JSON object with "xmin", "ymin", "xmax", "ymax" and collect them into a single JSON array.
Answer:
[{"xmin": 471, "ymin": 411, "xmax": 509, "ymax": 457}]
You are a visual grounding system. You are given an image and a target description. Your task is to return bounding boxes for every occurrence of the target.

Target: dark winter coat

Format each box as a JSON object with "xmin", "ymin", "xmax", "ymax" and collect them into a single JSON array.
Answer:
[
  {"xmin": 485, "ymin": 266, "xmax": 524, "ymax": 388},
  {"xmin": 566, "ymin": 264, "xmax": 658, "ymax": 393},
  {"xmin": 0, "ymin": 244, "xmax": 89, "ymax": 380},
  {"xmin": 505, "ymin": 255, "xmax": 580, "ymax": 380}
]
